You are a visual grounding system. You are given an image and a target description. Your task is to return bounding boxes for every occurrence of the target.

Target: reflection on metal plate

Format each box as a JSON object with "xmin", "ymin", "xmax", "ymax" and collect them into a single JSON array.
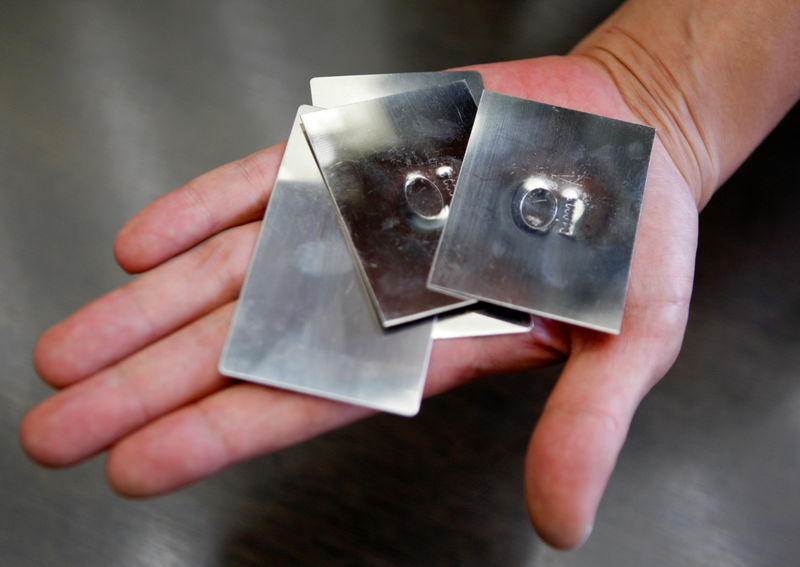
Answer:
[
  {"xmin": 310, "ymin": 71, "xmax": 484, "ymax": 108},
  {"xmin": 312, "ymin": 71, "xmax": 530, "ymax": 339},
  {"xmin": 219, "ymin": 107, "xmax": 433, "ymax": 416},
  {"xmin": 433, "ymin": 304, "xmax": 532, "ymax": 340},
  {"xmin": 429, "ymin": 91, "xmax": 655, "ymax": 334},
  {"xmin": 302, "ymin": 82, "xmax": 478, "ymax": 327}
]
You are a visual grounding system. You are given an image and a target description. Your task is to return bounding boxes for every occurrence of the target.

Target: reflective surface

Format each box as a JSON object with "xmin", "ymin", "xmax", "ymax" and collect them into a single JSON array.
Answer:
[
  {"xmin": 433, "ymin": 304, "xmax": 532, "ymax": 340},
  {"xmin": 310, "ymin": 71, "xmax": 531, "ymax": 339},
  {"xmin": 310, "ymin": 71, "xmax": 484, "ymax": 107},
  {"xmin": 302, "ymin": 82, "xmax": 478, "ymax": 327},
  {"xmin": 429, "ymin": 91, "xmax": 655, "ymax": 333},
  {"xmin": 220, "ymin": 108, "xmax": 433, "ymax": 416}
]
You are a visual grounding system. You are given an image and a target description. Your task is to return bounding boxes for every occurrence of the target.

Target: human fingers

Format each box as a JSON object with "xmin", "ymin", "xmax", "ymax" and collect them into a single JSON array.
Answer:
[
  {"xmin": 105, "ymin": 382, "xmax": 368, "ymax": 496},
  {"xmin": 26, "ymin": 296, "xmax": 567, "ymax": 486},
  {"xmin": 34, "ymin": 222, "xmax": 259, "ymax": 388},
  {"xmin": 523, "ymin": 310, "xmax": 683, "ymax": 549},
  {"xmin": 21, "ymin": 302, "xmax": 235, "ymax": 467},
  {"xmin": 114, "ymin": 142, "xmax": 285, "ymax": 273},
  {"xmin": 523, "ymin": 154, "xmax": 698, "ymax": 549},
  {"xmin": 103, "ymin": 326, "xmax": 568, "ymax": 497}
]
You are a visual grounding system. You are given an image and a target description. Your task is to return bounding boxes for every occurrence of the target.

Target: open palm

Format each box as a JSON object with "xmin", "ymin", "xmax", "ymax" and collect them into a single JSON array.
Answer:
[{"xmin": 22, "ymin": 56, "xmax": 699, "ymax": 549}]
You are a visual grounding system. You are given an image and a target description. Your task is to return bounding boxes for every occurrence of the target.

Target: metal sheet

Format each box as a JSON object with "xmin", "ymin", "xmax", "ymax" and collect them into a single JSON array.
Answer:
[
  {"xmin": 301, "ymin": 81, "xmax": 478, "ymax": 327},
  {"xmin": 309, "ymin": 71, "xmax": 530, "ymax": 339},
  {"xmin": 310, "ymin": 70, "xmax": 483, "ymax": 108},
  {"xmin": 429, "ymin": 91, "xmax": 655, "ymax": 334},
  {"xmin": 219, "ymin": 107, "xmax": 433, "ymax": 416}
]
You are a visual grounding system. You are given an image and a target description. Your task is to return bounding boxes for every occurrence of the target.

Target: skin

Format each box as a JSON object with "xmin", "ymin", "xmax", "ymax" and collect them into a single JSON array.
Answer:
[{"xmin": 20, "ymin": 0, "xmax": 800, "ymax": 551}]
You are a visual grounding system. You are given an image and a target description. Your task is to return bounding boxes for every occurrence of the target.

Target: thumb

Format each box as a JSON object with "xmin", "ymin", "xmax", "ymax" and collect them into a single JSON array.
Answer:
[{"xmin": 525, "ymin": 308, "xmax": 685, "ymax": 548}]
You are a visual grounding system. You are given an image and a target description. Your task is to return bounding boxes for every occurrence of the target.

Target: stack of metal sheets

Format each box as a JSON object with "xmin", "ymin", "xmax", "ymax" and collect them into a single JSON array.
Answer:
[{"xmin": 219, "ymin": 71, "xmax": 654, "ymax": 416}]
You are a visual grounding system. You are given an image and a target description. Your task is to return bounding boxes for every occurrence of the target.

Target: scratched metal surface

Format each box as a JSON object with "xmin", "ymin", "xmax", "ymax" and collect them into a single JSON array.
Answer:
[
  {"xmin": 3, "ymin": 1, "xmax": 799, "ymax": 566},
  {"xmin": 219, "ymin": 108, "xmax": 433, "ymax": 416},
  {"xmin": 302, "ymin": 82, "xmax": 478, "ymax": 326},
  {"xmin": 429, "ymin": 92, "xmax": 654, "ymax": 333},
  {"xmin": 310, "ymin": 71, "xmax": 532, "ymax": 339}
]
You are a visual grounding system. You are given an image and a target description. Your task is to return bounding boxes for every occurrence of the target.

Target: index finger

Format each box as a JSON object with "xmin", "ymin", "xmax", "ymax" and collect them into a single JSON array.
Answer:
[{"xmin": 114, "ymin": 142, "xmax": 285, "ymax": 273}]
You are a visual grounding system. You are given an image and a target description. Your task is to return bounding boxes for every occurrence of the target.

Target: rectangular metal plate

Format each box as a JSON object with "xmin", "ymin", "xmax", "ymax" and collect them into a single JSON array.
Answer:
[
  {"xmin": 309, "ymin": 71, "xmax": 530, "ymax": 339},
  {"xmin": 429, "ymin": 91, "xmax": 655, "ymax": 334},
  {"xmin": 301, "ymin": 81, "xmax": 478, "ymax": 327},
  {"xmin": 219, "ymin": 107, "xmax": 433, "ymax": 416},
  {"xmin": 310, "ymin": 71, "xmax": 484, "ymax": 108}
]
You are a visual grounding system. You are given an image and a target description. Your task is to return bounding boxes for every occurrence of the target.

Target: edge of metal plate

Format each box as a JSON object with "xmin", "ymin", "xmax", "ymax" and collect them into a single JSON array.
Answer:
[
  {"xmin": 310, "ymin": 70, "xmax": 484, "ymax": 107},
  {"xmin": 433, "ymin": 304, "xmax": 532, "ymax": 340},
  {"xmin": 219, "ymin": 106, "xmax": 433, "ymax": 416},
  {"xmin": 301, "ymin": 81, "xmax": 479, "ymax": 327},
  {"xmin": 428, "ymin": 91, "xmax": 655, "ymax": 334}
]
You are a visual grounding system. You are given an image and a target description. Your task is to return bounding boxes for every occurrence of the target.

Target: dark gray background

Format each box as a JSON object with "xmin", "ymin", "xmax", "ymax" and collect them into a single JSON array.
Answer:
[{"xmin": 2, "ymin": 1, "xmax": 798, "ymax": 565}]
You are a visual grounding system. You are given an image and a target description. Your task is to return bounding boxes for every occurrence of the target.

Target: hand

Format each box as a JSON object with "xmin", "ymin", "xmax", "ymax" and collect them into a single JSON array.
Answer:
[{"xmin": 21, "ymin": 55, "xmax": 699, "ymax": 549}]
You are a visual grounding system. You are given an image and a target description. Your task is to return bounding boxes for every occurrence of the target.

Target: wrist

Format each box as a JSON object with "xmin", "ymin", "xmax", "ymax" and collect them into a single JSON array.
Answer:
[
  {"xmin": 571, "ymin": 0, "xmax": 800, "ymax": 211},
  {"xmin": 570, "ymin": 22, "xmax": 715, "ymax": 209}
]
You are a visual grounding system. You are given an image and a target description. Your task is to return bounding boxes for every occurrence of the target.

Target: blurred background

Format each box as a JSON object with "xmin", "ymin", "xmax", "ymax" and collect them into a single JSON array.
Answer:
[{"xmin": 2, "ymin": 1, "xmax": 798, "ymax": 565}]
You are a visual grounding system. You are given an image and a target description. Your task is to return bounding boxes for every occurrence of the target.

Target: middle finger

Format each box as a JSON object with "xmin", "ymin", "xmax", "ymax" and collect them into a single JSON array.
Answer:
[{"xmin": 34, "ymin": 222, "xmax": 259, "ymax": 388}]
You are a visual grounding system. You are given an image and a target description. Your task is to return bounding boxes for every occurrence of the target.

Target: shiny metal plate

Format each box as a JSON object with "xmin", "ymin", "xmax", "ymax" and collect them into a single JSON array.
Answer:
[
  {"xmin": 429, "ymin": 91, "xmax": 655, "ymax": 334},
  {"xmin": 219, "ymin": 107, "xmax": 433, "ymax": 416},
  {"xmin": 309, "ymin": 71, "xmax": 530, "ymax": 339},
  {"xmin": 310, "ymin": 70, "xmax": 484, "ymax": 107},
  {"xmin": 301, "ymin": 81, "xmax": 478, "ymax": 327},
  {"xmin": 433, "ymin": 304, "xmax": 532, "ymax": 340}
]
